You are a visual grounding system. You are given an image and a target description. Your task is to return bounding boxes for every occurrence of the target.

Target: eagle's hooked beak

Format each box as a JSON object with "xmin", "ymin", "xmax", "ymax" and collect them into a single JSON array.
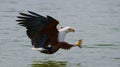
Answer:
[{"xmin": 68, "ymin": 28, "xmax": 75, "ymax": 32}]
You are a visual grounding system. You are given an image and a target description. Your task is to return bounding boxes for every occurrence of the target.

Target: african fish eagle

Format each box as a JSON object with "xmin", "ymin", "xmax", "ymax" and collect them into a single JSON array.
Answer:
[{"xmin": 16, "ymin": 11, "xmax": 82, "ymax": 54}]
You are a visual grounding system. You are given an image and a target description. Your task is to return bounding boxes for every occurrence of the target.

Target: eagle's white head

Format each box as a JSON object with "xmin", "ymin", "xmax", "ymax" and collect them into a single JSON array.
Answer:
[{"xmin": 58, "ymin": 27, "xmax": 75, "ymax": 42}]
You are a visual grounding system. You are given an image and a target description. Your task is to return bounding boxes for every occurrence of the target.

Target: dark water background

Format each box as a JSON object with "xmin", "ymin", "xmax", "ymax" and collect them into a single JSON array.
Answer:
[{"xmin": 0, "ymin": 0, "xmax": 120, "ymax": 67}]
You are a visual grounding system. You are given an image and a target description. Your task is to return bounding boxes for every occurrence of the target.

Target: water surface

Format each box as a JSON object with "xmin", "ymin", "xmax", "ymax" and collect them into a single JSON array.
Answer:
[{"xmin": 0, "ymin": 0, "xmax": 120, "ymax": 67}]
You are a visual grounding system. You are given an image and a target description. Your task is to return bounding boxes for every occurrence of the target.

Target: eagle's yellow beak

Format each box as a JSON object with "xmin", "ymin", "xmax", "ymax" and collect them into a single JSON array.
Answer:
[{"xmin": 68, "ymin": 28, "xmax": 75, "ymax": 32}]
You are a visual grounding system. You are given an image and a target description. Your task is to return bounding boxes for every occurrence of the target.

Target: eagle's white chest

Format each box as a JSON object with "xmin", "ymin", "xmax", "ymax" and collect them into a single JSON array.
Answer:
[{"xmin": 58, "ymin": 30, "xmax": 67, "ymax": 42}]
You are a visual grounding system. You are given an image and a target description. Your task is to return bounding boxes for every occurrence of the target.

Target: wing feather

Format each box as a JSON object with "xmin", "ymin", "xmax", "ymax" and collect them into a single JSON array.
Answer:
[
  {"xmin": 19, "ymin": 12, "xmax": 35, "ymax": 18},
  {"xmin": 17, "ymin": 16, "xmax": 31, "ymax": 19},
  {"xmin": 28, "ymin": 11, "xmax": 41, "ymax": 16}
]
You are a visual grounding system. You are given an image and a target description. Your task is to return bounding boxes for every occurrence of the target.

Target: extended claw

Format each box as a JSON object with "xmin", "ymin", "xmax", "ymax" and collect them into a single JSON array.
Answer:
[{"xmin": 75, "ymin": 39, "xmax": 82, "ymax": 48}]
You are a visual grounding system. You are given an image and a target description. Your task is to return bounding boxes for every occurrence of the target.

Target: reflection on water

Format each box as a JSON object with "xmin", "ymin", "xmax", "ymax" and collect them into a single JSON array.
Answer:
[
  {"xmin": 31, "ymin": 59, "xmax": 67, "ymax": 67},
  {"xmin": 31, "ymin": 59, "xmax": 81, "ymax": 67}
]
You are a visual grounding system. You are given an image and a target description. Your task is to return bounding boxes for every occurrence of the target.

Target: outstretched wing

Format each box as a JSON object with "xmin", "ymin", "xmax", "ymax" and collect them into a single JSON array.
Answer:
[{"xmin": 16, "ymin": 11, "xmax": 59, "ymax": 47}]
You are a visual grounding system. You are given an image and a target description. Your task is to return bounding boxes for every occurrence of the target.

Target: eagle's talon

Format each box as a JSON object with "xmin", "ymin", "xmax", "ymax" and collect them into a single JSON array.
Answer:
[{"xmin": 75, "ymin": 39, "xmax": 82, "ymax": 48}]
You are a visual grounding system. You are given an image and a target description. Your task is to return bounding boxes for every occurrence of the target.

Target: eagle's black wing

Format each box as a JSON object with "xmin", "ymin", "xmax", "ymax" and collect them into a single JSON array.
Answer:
[{"xmin": 16, "ymin": 11, "xmax": 59, "ymax": 48}]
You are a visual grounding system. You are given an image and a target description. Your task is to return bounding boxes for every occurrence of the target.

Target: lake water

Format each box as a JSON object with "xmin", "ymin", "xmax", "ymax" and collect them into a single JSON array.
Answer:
[{"xmin": 0, "ymin": 0, "xmax": 120, "ymax": 67}]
